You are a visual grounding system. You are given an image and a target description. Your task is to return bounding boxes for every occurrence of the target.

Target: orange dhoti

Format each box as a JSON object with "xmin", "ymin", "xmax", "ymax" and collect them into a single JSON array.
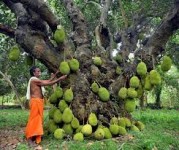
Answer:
[{"xmin": 25, "ymin": 98, "xmax": 44, "ymax": 144}]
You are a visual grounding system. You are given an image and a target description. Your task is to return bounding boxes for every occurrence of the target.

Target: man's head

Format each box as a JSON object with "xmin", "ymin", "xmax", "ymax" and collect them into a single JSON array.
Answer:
[{"xmin": 30, "ymin": 66, "xmax": 41, "ymax": 77}]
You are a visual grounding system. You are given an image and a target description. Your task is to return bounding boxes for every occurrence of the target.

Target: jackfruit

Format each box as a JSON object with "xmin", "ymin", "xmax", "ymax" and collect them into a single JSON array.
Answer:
[
  {"xmin": 124, "ymin": 117, "xmax": 132, "ymax": 127},
  {"xmin": 116, "ymin": 66, "xmax": 121, "ymax": 75},
  {"xmin": 53, "ymin": 109, "xmax": 62, "ymax": 124},
  {"xmin": 59, "ymin": 61, "xmax": 70, "ymax": 75},
  {"xmin": 58, "ymin": 100, "xmax": 68, "ymax": 112},
  {"xmin": 49, "ymin": 107, "xmax": 58, "ymax": 119},
  {"xmin": 25, "ymin": 55, "xmax": 33, "ymax": 66},
  {"xmin": 48, "ymin": 120, "xmax": 58, "ymax": 133},
  {"xmin": 137, "ymin": 62, "xmax": 147, "ymax": 76},
  {"xmin": 124, "ymin": 99, "xmax": 136, "ymax": 113},
  {"xmin": 91, "ymin": 81, "xmax": 99, "ymax": 93},
  {"xmin": 135, "ymin": 121, "xmax": 145, "ymax": 131},
  {"xmin": 127, "ymin": 88, "xmax": 137, "ymax": 98},
  {"xmin": 161, "ymin": 56, "xmax": 172, "ymax": 72},
  {"xmin": 118, "ymin": 126, "xmax": 127, "ymax": 135},
  {"xmin": 98, "ymin": 87, "xmax": 110, "ymax": 102},
  {"xmin": 63, "ymin": 88, "xmax": 73, "ymax": 103},
  {"xmin": 54, "ymin": 25, "xmax": 66, "ymax": 43},
  {"xmin": 144, "ymin": 75, "xmax": 152, "ymax": 91},
  {"xmin": 118, "ymin": 87, "xmax": 127, "ymax": 99},
  {"xmin": 8, "ymin": 46, "xmax": 20, "ymax": 61},
  {"xmin": 54, "ymin": 87, "xmax": 63, "ymax": 99},
  {"xmin": 103, "ymin": 127, "xmax": 112, "ymax": 139},
  {"xmin": 75, "ymin": 125, "xmax": 83, "ymax": 133},
  {"xmin": 62, "ymin": 123, "xmax": 73, "ymax": 135},
  {"xmin": 129, "ymin": 76, "xmax": 140, "ymax": 88},
  {"xmin": 88, "ymin": 113, "xmax": 98, "ymax": 126},
  {"xmin": 114, "ymin": 54, "xmax": 123, "ymax": 64},
  {"xmin": 109, "ymin": 124, "xmax": 119, "ymax": 135},
  {"xmin": 68, "ymin": 58, "xmax": 80, "ymax": 72},
  {"xmin": 110, "ymin": 117, "xmax": 118, "ymax": 125},
  {"xmin": 49, "ymin": 93, "xmax": 58, "ymax": 104},
  {"xmin": 92, "ymin": 56, "xmax": 102, "ymax": 66},
  {"xmin": 81, "ymin": 124, "xmax": 92, "ymax": 136},
  {"xmin": 149, "ymin": 70, "xmax": 161, "ymax": 85},
  {"xmin": 62, "ymin": 108, "xmax": 73, "ymax": 123},
  {"xmin": 130, "ymin": 125, "xmax": 140, "ymax": 132},
  {"xmin": 71, "ymin": 117, "xmax": 80, "ymax": 129},
  {"xmin": 54, "ymin": 128, "xmax": 65, "ymax": 139},
  {"xmin": 94, "ymin": 128, "xmax": 105, "ymax": 140},
  {"xmin": 73, "ymin": 132, "xmax": 84, "ymax": 141},
  {"xmin": 118, "ymin": 118, "xmax": 126, "ymax": 127}
]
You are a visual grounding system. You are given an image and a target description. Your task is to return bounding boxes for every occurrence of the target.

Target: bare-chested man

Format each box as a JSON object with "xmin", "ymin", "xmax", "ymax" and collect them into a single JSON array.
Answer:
[{"xmin": 25, "ymin": 66, "xmax": 67, "ymax": 149}]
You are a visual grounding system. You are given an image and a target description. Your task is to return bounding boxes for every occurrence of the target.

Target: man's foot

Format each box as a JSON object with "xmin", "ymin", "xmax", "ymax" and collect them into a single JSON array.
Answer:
[{"xmin": 27, "ymin": 139, "xmax": 37, "ymax": 148}]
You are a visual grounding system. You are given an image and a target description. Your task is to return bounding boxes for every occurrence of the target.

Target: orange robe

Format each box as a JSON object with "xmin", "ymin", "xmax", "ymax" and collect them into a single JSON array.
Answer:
[{"xmin": 25, "ymin": 98, "xmax": 44, "ymax": 144}]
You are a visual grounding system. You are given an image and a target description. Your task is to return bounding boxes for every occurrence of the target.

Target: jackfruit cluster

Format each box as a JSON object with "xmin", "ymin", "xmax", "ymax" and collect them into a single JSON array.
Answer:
[
  {"xmin": 8, "ymin": 46, "xmax": 20, "ymax": 61},
  {"xmin": 59, "ymin": 58, "xmax": 80, "ymax": 75}
]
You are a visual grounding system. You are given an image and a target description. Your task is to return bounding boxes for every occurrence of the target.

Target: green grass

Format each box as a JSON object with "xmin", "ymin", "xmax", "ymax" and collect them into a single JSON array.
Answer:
[{"xmin": 0, "ymin": 108, "xmax": 179, "ymax": 150}]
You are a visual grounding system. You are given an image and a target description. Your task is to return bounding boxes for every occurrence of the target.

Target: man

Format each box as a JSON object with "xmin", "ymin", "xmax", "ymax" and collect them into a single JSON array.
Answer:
[{"xmin": 25, "ymin": 66, "xmax": 67, "ymax": 148}]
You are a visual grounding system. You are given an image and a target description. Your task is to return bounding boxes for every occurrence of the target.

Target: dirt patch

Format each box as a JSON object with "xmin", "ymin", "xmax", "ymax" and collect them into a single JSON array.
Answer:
[{"xmin": 0, "ymin": 127, "xmax": 26, "ymax": 150}]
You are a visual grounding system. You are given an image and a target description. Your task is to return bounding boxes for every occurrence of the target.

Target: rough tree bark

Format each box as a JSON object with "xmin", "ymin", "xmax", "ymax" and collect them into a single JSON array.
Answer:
[{"xmin": 1, "ymin": 0, "xmax": 179, "ymax": 124}]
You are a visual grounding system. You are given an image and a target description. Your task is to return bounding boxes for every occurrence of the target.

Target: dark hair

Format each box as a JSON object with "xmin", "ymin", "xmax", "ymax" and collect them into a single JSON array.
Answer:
[{"xmin": 30, "ymin": 66, "xmax": 38, "ymax": 76}]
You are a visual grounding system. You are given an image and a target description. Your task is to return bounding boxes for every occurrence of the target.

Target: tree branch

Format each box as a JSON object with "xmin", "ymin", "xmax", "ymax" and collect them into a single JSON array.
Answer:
[{"xmin": 6, "ymin": 0, "xmax": 59, "ymax": 31}]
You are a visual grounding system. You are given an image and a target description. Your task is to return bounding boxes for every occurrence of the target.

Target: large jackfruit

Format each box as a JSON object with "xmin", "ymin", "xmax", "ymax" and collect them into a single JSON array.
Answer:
[
  {"xmin": 54, "ymin": 25, "xmax": 66, "ymax": 43},
  {"xmin": 71, "ymin": 117, "xmax": 80, "ymax": 129},
  {"xmin": 73, "ymin": 132, "xmax": 84, "ymax": 141},
  {"xmin": 94, "ymin": 128, "xmax": 105, "ymax": 140},
  {"xmin": 130, "ymin": 125, "xmax": 140, "ymax": 132},
  {"xmin": 124, "ymin": 99, "xmax": 136, "ymax": 113},
  {"xmin": 103, "ymin": 127, "xmax": 112, "ymax": 139},
  {"xmin": 49, "ymin": 93, "xmax": 58, "ymax": 104},
  {"xmin": 118, "ymin": 87, "xmax": 127, "ymax": 99},
  {"xmin": 98, "ymin": 87, "xmax": 110, "ymax": 102},
  {"xmin": 54, "ymin": 87, "xmax": 63, "ymax": 99},
  {"xmin": 53, "ymin": 109, "xmax": 62, "ymax": 124},
  {"xmin": 92, "ymin": 56, "xmax": 102, "ymax": 66},
  {"xmin": 91, "ymin": 81, "xmax": 99, "ymax": 93},
  {"xmin": 124, "ymin": 117, "xmax": 132, "ymax": 127},
  {"xmin": 68, "ymin": 58, "xmax": 80, "ymax": 72},
  {"xmin": 62, "ymin": 123, "xmax": 73, "ymax": 135},
  {"xmin": 144, "ymin": 75, "xmax": 152, "ymax": 91},
  {"xmin": 137, "ymin": 62, "xmax": 147, "ymax": 76},
  {"xmin": 134, "ymin": 121, "xmax": 145, "ymax": 131},
  {"xmin": 54, "ymin": 128, "xmax": 65, "ymax": 140},
  {"xmin": 81, "ymin": 124, "xmax": 92, "ymax": 136},
  {"xmin": 59, "ymin": 61, "xmax": 70, "ymax": 75},
  {"xmin": 48, "ymin": 120, "xmax": 58, "ymax": 133},
  {"xmin": 149, "ymin": 70, "xmax": 161, "ymax": 85},
  {"xmin": 8, "ymin": 46, "xmax": 20, "ymax": 61},
  {"xmin": 129, "ymin": 76, "xmax": 140, "ymax": 88},
  {"xmin": 110, "ymin": 117, "xmax": 118, "ymax": 125},
  {"xmin": 62, "ymin": 108, "xmax": 73, "ymax": 123},
  {"xmin": 63, "ymin": 88, "xmax": 73, "ymax": 103},
  {"xmin": 161, "ymin": 56, "xmax": 172, "ymax": 72},
  {"xmin": 118, "ymin": 118, "xmax": 126, "ymax": 128},
  {"xmin": 49, "ymin": 107, "xmax": 58, "ymax": 119},
  {"xmin": 88, "ymin": 113, "xmax": 98, "ymax": 126},
  {"xmin": 127, "ymin": 88, "xmax": 138, "ymax": 98},
  {"xmin": 118, "ymin": 126, "xmax": 127, "ymax": 135},
  {"xmin": 58, "ymin": 100, "xmax": 68, "ymax": 112},
  {"xmin": 109, "ymin": 124, "xmax": 119, "ymax": 135}
]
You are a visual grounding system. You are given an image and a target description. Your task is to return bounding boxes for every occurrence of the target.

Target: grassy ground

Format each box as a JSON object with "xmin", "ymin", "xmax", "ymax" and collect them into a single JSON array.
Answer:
[{"xmin": 0, "ymin": 108, "xmax": 179, "ymax": 150}]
